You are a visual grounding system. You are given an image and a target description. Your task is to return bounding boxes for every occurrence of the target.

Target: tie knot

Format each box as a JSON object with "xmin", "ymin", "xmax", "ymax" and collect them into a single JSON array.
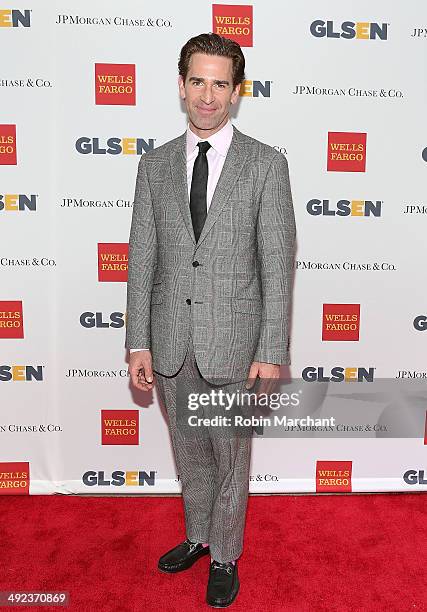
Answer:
[{"xmin": 197, "ymin": 141, "xmax": 211, "ymax": 155}]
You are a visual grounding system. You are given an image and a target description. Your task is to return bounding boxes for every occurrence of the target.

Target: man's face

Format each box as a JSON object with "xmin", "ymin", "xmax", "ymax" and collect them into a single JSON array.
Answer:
[{"xmin": 178, "ymin": 52, "xmax": 241, "ymax": 137}]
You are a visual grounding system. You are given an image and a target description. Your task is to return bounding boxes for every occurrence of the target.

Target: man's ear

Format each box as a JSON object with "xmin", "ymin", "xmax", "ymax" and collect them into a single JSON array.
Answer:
[
  {"xmin": 230, "ymin": 81, "xmax": 241, "ymax": 104},
  {"xmin": 178, "ymin": 75, "xmax": 186, "ymax": 99}
]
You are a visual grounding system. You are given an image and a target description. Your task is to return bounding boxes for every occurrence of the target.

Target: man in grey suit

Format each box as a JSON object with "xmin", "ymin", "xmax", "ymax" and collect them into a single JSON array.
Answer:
[{"xmin": 126, "ymin": 33, "xmax": 295, "ymax": 607}]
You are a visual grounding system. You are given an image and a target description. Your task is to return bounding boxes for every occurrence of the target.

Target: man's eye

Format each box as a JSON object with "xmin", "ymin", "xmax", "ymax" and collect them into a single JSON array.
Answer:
[{"xmin": 216, "ymin": 84, "xmax": 226, "ymax": 89}]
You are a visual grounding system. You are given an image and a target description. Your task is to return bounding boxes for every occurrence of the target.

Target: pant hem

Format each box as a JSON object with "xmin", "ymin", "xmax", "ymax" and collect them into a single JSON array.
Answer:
[{"xmin": 209, "ymin": 549, "xmax": 242, "ymax": 564}]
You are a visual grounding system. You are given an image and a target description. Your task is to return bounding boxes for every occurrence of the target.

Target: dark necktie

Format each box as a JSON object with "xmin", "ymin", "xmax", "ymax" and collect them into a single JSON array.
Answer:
[{"xmin": 190, "ymin": 141, "xmax": 211, "ymax": 242}]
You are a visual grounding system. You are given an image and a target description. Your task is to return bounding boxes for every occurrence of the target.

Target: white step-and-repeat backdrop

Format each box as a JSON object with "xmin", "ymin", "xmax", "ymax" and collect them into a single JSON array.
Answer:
[{"xmin": 1, "ymin": 1, "xmax": 426, "ymax": 495}]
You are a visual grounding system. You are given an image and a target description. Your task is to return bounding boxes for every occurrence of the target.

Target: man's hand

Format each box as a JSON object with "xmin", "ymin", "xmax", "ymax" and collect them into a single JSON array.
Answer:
[
  {"xmin": 246, "ymin": 361, "xmax": 280, "ymax": 396},
  {"xmin": 129, "ymin": 350, "xmax": 154, "ymax": 392}
]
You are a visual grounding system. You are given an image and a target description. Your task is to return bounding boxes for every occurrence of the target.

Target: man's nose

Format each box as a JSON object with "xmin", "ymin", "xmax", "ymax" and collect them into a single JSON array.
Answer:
[{"xmin": 201, "ymin": 85, "xmax": 214, "ymax": 104}]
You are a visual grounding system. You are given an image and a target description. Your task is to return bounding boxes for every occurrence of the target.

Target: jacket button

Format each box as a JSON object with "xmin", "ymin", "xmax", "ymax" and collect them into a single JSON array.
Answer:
[
  {"xmin": 186, "ymin": 298, "xmax": 191, "ymax": 305},
  {"xmin": 192, "ymin": 261, "xmax": 200, "ymax": 267}
]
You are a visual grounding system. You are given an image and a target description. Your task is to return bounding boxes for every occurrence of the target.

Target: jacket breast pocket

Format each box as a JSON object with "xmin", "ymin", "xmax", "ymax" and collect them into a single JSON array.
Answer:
[{"xmin": 232, "ymin": 298, "xmax": 262, "ymax": 314}]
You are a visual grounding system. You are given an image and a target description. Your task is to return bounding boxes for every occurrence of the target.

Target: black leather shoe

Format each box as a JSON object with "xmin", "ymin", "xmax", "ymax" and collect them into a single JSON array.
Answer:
[
  {"xmin": 206, "ymin": 560, "xmax": 239, "ymax": 607},
  {"xmin": 158, "ymin": 539, "xmax": 210, "ymax": 573}
]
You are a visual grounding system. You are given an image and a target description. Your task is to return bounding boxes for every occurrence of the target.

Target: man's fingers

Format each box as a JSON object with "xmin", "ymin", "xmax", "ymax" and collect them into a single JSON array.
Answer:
[
  {"xmin": 137, "ymin": 367, "xmax": 154, "ymax": 390},
  {"xmin": 257, "ymin": 378, "xmax": 270, "ymax": 396},
  {"xmin": 144, "ymin": 364, "xmax": 153, "ymax": 384},
  {"xmin": 245, "ymin": 363, "xmax": 259, "ymax": 389},
  {"xmin": 130, "ymin": 367, "xmax": 142, "ymax": 389},
  {"xmin": 265, "ymin": 377, "xmax": 279, "ymax": 396},
  {"xmin": 129, "ymin": 352, "xmax": 154, "ymax": 391}
]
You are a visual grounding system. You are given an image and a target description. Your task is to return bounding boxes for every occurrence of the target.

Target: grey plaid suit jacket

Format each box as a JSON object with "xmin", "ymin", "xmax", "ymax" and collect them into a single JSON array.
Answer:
[{"xmin": 125, "ymin": 125, "xmax": 296, "ymax": 383}]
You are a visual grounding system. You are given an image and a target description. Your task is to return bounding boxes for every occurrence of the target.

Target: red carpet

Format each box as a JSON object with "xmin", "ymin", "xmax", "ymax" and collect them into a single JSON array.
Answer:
[{"xmin": 0, "ymin": 494, "xmax": 425, "ymax": 611}]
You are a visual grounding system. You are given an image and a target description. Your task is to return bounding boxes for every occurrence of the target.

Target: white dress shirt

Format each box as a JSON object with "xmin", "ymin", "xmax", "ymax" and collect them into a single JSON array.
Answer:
[{"xmin": 130, "ymin": 119, "xmax": 234, "ymax": 353}]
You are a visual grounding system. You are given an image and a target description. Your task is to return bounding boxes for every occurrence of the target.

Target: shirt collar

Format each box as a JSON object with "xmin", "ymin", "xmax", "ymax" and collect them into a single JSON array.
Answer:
[{"xmin": 186, "ymin": 119, "xmax": 233, "ymax": 158}]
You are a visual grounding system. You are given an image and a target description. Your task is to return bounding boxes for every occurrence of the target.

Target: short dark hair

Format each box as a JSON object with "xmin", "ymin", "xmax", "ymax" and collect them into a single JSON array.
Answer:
[{"xmin": 178, "ymin": 33, "xmax": 245, "ymax": 88}]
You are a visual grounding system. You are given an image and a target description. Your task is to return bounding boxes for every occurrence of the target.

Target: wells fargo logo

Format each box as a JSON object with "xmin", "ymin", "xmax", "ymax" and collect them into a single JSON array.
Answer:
[
  {"xmin": 0, "ymin": 194, "xmax": 37, "ymax": 211},
  {"xmin": 310, "ymin": 20, "xmax": 388, "ymax": 40},
  {"xmin": 212, "ymin": 4, "xmax": 253, "ymax": 47},
  {"xmin": 322, "ymin": 304, "xmax": 360, "ymax": 341},
  {"xmin": 101, "ymin": 410, "xmax": 139, "ymax": 445},
  {"xmin": 306, "ymin": 198, "xmax": 382, "ymax": 217},
  {"xmin": 0, "ymin": 365, "xmax": 43, "ymax": 382},
  {"xmin": 75, "ymin": 137, "xmax": 155, "ymax": 155},
  {"xmin": 95, "ymin": 63, "xmax": 136, "ymax": 106},
  {"xmin": 327, "ymin": 132, "xmax": 367, "ymax": 172},
  {"xmin": 0, "ymin": 462, "xmax": 29, "ymax": 494},
  {"xmin": 0, "ymin": 125, "xmax": 17, "ymax": 165},
  {"xmin": 239, "ymin": 80, "xmax": 271, "ymax": 97},
  {"xmin": 98, "ymin": 243, "xmax": 128, "ymax": 282},
  {"xmin": 316, "ymin": 461, "xmax": 352, "ymax": 492},
  {"xmin": 0, "ymin": 9, "xmax": 30, "ymax": 27},
  {"xmin": 0, "ymin": 300, "xmax": 23, "ymax": 338},
  {"xmin": 302, "ymin": 367, "xmax": 374, "ymax": 382}
]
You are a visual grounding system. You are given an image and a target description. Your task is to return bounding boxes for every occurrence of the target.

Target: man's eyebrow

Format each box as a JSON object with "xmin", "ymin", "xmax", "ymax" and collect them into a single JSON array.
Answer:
[{"xmin": 188, "ymin": 77, "xmax": 230, "ymax": 85}]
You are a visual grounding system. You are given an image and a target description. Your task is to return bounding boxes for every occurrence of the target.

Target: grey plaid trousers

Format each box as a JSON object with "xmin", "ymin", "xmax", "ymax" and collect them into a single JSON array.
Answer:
[{"xmin": 155, "ymin": 330, "xmax": 253, "ymax": 563}]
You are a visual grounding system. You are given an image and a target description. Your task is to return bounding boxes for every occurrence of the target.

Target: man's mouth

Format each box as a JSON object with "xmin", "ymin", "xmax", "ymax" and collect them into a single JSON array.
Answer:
[{"xmin": 196, "ymin": 106, "xmax": 217, "ymax": 114}]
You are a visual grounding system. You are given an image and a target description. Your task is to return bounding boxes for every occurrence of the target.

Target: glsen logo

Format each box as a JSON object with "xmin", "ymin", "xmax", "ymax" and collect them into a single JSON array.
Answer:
[
  {"xmin": 414, "ymin": 315, "xmax": 427, "ymax": 331},
  {"xmin": 212, "ymin": 4, "xmax": 253, "ymax": 47},
  {"xmin": 82, "ymin": 470, "xmax": 155, "ymax": 486},
  {"xmin": 0, "ymin": 9, "xmax": 30, "ymax": 27},
  {"xmin": 75, "ymin": 137, "xmax": 155, "ymax": 155},
  {"xmin": 95, "ymin": 63, "xmax": 136, "ymax": 105},
  {"xmin": 316, "ymin": 461, "xmax": 352, "ymax": 492},
  {"xmin": 322, "ymin": 304, "xmax": 360, "ymax": 341},
  {"xmin": 307, "ymin": 198, "xmax": 381, "ymax": 217},
  {"xmin": 302, "ymin": 367, "xmax": 375, "ymax": 382},
  {"xmin": 0, "ymin": 301, "xmax": 23, "ymax": 338},
  {"xmin": 403, "ymin": 470, "xmax": 427, "ymax": 485},
  {"xmin": 98, "ymin": 243, "xmax": 128, "ymax": 282},
  {"xmin": 101, "ymin": 410, "xmax": 139, "ymax": 445},
  {"xmin": 327, "ymin": 132, "xmax": 367, "ymax": 172},
  {"xmin": 310, "ymin": 20, "xmax": 388, "ymax": 40},
  {"xmin": 0, "ymin": 462, "xmax": 29, "ymax": 494},
  {"xmin": 0, "ymin": 125, "xmax": 17, "ymax": 165},
  {"xmin": 239, "ymin": 80, "xmax": 271, "ymax": 97},
  {"xmin": 80, "ymin": 311, "xmax": 125, "ymax": 328},
  {"xmin": 0, "ymin": 365, "xmax": 43, "ymax": 382},
  {"xmin": 0, "ymin": 194, "xmax": 37, "ymax": 211}
]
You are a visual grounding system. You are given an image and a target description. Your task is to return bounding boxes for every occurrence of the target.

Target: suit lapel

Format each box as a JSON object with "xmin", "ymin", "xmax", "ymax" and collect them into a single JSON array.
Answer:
[
  {"xmin": 169, "ymin": 125, "xmax": 249, "ymax": 247},
  {"xmin": 170, "ymin": 132, "xmax": 196, "ymax": 244},
  {"xmin": 197, "ymin": 126, "xmax": 248, "ymax": 247}
]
